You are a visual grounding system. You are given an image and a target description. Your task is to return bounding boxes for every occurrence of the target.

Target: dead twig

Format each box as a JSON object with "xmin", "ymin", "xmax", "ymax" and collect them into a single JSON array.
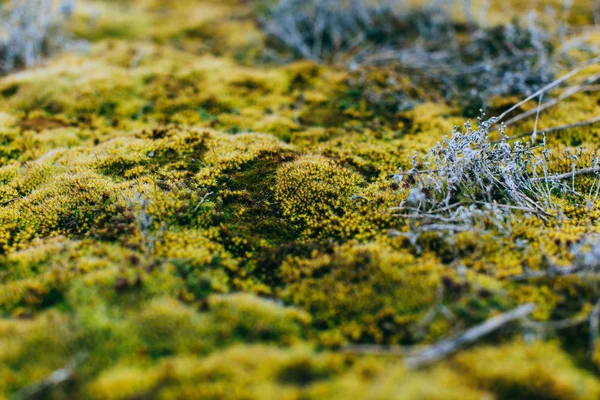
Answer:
[
  {"xmin": 194, "ymin": 191, "xmax": 214, "ymax": 213},
  {"xmin": 583, "ymin": 84, "xmax": 600, "ymax": 92},
  {"xmin": 530, "ymin": 165, "xmax": 600, "ymax": 183},
  {"xmin": 492, "ymin": 115, "xmax": 600, "ymax": 144},
  {"xmin": 472, "ymin": 201, "xmax": 555, "ymax": 218},
  {"xmin": 129, "ymin": 47, "xmax": 144, "ymax": 69},
  {"xmin": 404, "ymin": 303, "xmax": 536, "ymax": 369},
  {"xmin": 14, "ymin": 353, "xmax": 87, "ymax": 400},
  {"xmin": 499, "ymin": 71, "xmax": 600, "ymax": 129},
  {"xmin": 523, "ymin": 315, "xmax": 588, "ymax": 331},
  {"xmin": 493, "ymin": 55, "xmax": 600, "ymax": 127},
  {"xmin": 0, "ymin": 197, "xmax": 18, "ymax": 206}
]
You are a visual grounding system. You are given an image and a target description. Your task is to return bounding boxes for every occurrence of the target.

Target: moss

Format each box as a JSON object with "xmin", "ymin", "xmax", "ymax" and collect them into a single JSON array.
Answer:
[
  {"xmin": 454, "ymin": 340, "xmax": 600, "ymax": 400},
  {"xmin": 274, "ymin": 155, "xmax": 363, "ymax": 235},
  {"xmin": 83, "ymin": 345, "xmax": 347, "ymax": 399},
  {"xmin": 203, "ymin": 293, "xmax": 311, "ymax": 345},
  {"xmin": 135, "ymin": 297, "xmax": 209, "ymax": 357},
  {"xmin": 87, "ymin": 366, "xmax": 161, "ymax": 400},
  {"xmin": 0, "ymin": 311, "xmax": 75, "ymax": 395},
  {"xmin": 0, "ymin": 0, "xmax": 599, "ymax": 398},
  {"xmin": 70, "ymin": 1, "xmax": 154, "ymax": 41},
  {"xmin": 280, "ymin": 241, "xmax": 441, "ymax": 344},
  {"xmin": 330, "ymin": 363, "xmax": 490, "ymax": 400}
]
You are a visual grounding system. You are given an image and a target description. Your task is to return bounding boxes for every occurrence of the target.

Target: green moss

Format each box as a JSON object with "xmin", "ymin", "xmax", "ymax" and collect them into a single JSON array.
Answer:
[
  {"xmin": 203, "ymin": 293, "xmax": 311, "ymax": 345},
  {"xmin": 454, "ymin": 340, "xmax": 600, "ymax": 400},
  {"xmin": 274, "ymin": 155, "xmax": 363, "ymax": 235},
  {"xmin": 0, "ymin": 0, "xmax": 599, "ymax": 398},
  {"xmin": 135, "ymin": 297, "xmax": 209, "ymax": 357},
  {"xmin": 280, "ymin": 241, "xmax": 441, "ymax": 344}
]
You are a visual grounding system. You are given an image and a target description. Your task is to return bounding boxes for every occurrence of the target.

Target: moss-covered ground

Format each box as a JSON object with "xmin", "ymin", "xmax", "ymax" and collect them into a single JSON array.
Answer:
[{"xmin": 2, "ymin": 0, "xmax": 600, "ymax": 398}]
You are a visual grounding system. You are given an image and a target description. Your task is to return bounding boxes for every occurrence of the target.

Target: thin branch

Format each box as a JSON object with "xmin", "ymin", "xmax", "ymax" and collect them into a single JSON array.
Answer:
[
  {"xmin": 351, "ymin": 195, "xmax": 371, "ymax": 202},
  {"xmin": 492, "ymin": 115, "xmax": 600, "ymax": 144},
  {"xmin": 14, "ymin": 353, "xmax": 87, "ymax": 400},
  {"xmin": 530, "ymin": 165, "xmax": 600, "ymax": 183},
  {"xmin": 583, "ymin": 84, "xmax": 600, "ymax": 92},
  {"xmin": 473, "ymin": 201, "xmax": 554, "ymax": 218},
  {"xmin": 499, "ymin": 71, "xmax": 600, "ymax": 129},
  {"xmin": 194, "ymin": 191, "xmax": 214, "ymax": 213},
  {"xmin": 392, "ymin": 169, "xmax": 439, "ymax": 176},
  {"xmin": 523, "ymin": 315, "xmax": 588, "ymax": 331},
  {"xmin": 404, "ymin": 303, "xmax": 536, "ymax": 369},
  {"xmin": 531, "ymin": 92, "xmax": 543, "ymax": 144},
  {"xmin": 0, "ymin": 197, "xmax": 18, "ymax": 206},
  {"xmin": 493, "ymin": 56, "xmax": 600, "ymax": 127},
  {"xmin": 129, "ymin": 47, "xmax": 144, "ymax": 69}
]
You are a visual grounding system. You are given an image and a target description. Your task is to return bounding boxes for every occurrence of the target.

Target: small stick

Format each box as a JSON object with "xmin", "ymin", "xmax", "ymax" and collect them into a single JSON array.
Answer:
[
  {"xmin": 492, "ymin": 115, "xmax": 600, "ymax": 144},
  {"xmin": 129, "ymin": 47, "xmax": 145, "ymax": 69},
  {"xmin": 524, "ymin": 315, "xmax": 587, "ymax": 331},
  {"xmin": 499, "ymin": 72, "xmax": 600, "ymax": 129},
  {"xmin": 194, "ymin": 191, "xmax": 214, "ymax": 213},
  {"xmin": 583, "ymin": 84, "xmax": 600, "ymax": 92},
  {"xmin": 493, "ymin": 56, "xmax": 600, "ymax": 127},
  {"xmin": 473, "ymin": 201, "xmax": 554, "ymax": 218},
  {"xmin": 531, "ymin": 92, "xmax": 543, "ymax": 144},
  {"xmin": 0, "ymin": 197, "xmax": 18, "ymax": 206},
  {"xmin": 14, "ymin": 353, "xmax": 87, "ymax": 399},
  {"xmin": 392, "ymin": 169, "xmax": 439, "ymax": 176},
  {"xmin": 404, "ymin": 303, "xmax": 536, "ymax": 369},
  {"xmin": 530, "ymin": 166, "xmax": 600, "ymax": 183}
]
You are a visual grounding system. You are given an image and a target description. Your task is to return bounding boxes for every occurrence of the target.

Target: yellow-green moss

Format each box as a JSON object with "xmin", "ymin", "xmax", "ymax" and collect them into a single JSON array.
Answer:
[
  {"xmin": 274, "ymin": 155, "xmax": 363, "ymax": 235},
  {"xmin": 454, "ymin": 340, "xmax": 600, "ymax": 399},
  {"xmin": 0, "ymin": 0, "xmax": 598, "ymax": 398},
  {"xmin": 280, "ymin": 241, "xmax": 442, "ymax": 344}
]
